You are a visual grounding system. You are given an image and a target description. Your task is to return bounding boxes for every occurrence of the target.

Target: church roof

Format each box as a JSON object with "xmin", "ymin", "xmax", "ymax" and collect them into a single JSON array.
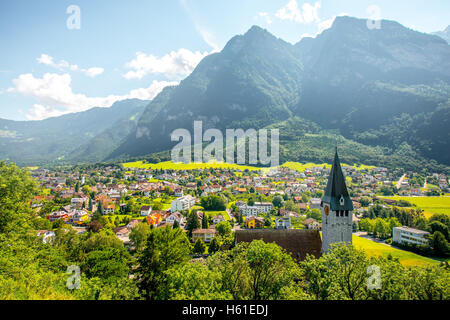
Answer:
[
  {"xmin": 235, "ymin": 229, "xmax": 322, "ymax": 261},
  {"xmin": 322, "ymin": 148, "xmax": 354, "ymax": 211}
]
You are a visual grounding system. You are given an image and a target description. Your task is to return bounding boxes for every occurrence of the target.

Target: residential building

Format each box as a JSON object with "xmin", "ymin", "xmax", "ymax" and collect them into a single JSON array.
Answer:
[
  {"xmin": 393, "ymin": 226, "xmax": 430, "ymax": 246},
  {"xmin": 140, "ymin": 205, "xmax": 152, "ymax": 216},
  {"xmin": 192, "ymin": 229, "xmax": 216, "ymax": 243},
  {"xmin": 275, "ymin": 216, "xmax": 291, "ymax": 229},
  {"xmin": 170, "ymin": 195, "xmax": 195, "ymax": 212}
]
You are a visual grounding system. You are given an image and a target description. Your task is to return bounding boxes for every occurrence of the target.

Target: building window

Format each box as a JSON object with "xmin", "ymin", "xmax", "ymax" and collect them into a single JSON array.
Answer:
[{"xmin": 345, "ymin": 210, "xmax": 348, "ymax": 217}]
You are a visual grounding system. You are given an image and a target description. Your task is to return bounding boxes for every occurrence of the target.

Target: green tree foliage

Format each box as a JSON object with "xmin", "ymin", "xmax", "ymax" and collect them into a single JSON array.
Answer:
[
  {"xmin": 215, "ymin": 221, "xmax": 232, "ymax": 237},
  {"xmin": 0, "ymin": 161, "xmax": 38, "ymax": 234},
  {"xmin": 135, "ymin": 226, "xmax": 190, "ymax": 300},
  {"xmin": 200, "ymin": 195, "xmax": 227, "ymax": 211},
  {"xmin": 208, "ymin": 237, "xmax": 220, "ymax": 254},
  {"xmin": 272, "ymin": 196, "xmax": 284, "ymax": 208},
  {"xmin": 185, "ymin": 211, "xmax": 200, "ymax": 237},
  {"xmin": 193, "ymin": 239, "xmax": 206, "ymax": 254},
  {"xmin": 129, "ymin": 223, "xmax": 151, "ymax": 251}
]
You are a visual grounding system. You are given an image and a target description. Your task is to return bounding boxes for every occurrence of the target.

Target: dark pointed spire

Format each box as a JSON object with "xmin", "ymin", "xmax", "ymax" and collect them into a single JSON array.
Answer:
[{"xmin": 322, "ymin": 148, "xmax": 354, "ymax": 211}]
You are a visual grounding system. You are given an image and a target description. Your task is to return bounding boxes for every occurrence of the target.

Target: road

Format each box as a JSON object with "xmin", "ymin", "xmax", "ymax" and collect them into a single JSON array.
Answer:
[{"xmin": 396, "ymin": 173, "xmax": 406, "ymax": 189}]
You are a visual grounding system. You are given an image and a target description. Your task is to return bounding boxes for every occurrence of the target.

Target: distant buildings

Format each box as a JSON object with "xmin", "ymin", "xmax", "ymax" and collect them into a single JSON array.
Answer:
[{"xmin": 393, "ymin": 226, "xmax": 430, "ymax": 246}]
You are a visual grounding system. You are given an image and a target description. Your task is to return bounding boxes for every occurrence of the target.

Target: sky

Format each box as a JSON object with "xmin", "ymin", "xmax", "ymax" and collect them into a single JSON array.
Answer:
[{"xmin": 0, "ymin": 0, "xmax": 448, "ymax": 121}]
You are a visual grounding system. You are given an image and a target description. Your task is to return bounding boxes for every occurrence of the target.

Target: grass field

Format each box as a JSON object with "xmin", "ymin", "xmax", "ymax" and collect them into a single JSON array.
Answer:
[
  {"xmin": 352, "ymin": 235, "xmax": 443, "ymax": 267},
  {"xmin": 382, "ymin": 196, "xmax": 450, "ymax": 217},
  {"xmin": 281, "ymin": 161, "xmax": 376, "ymax": 172}
]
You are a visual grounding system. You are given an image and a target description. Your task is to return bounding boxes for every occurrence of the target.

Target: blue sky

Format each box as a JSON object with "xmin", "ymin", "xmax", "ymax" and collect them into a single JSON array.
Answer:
[{"xmin": 0, "ymin": 0, "xmax": 449, "ymax": 120}]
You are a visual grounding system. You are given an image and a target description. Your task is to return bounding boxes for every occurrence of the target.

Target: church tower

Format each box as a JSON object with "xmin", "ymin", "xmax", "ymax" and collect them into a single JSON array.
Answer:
[{"xmin": 321, "ymin": 148, "xmax": 354, "ymax": 253}]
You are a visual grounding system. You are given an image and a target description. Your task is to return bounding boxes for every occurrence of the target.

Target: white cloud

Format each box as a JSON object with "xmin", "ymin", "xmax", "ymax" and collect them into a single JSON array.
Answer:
[
  {"xmin": 180, "ymin": 0, "xmax": 221, "ymax": 51},
  {"xmin": 275, "ymin": 0, "xmax": 321, "ymax": 24},
  {"xmin": 256, "ymin": 12, "xmax": 273, "ymax": 25},
  {"xmin": 123, "ymin": 48, "xmax": 210, "ymax": 80},
  {"xmin": 37, "ymin": 54, "xmax": 104, "ymax": 78},
  {"xmin": 11, "ymin": 72, "xmax": 177, "ymax": 120}
]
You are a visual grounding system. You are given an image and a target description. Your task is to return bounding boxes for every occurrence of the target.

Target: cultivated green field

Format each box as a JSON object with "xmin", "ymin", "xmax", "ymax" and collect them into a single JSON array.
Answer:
[
  {"xmin": 123, "ymin": 160, "xmax": 376, "ymax": 173},
  {"xmin": 352, "ymin": 235, "xmax": 444, "ymax": 267},
  {"xmin": 280, "ymin": 161, "xmax": 376, "ymax": 172},
  {"xmin": 382, "ymin": 196, "xmax": 450, "ymax": 217},
  {"xmin": 123, "ymin": 160, "xmax": 264, "ymax": 172}
]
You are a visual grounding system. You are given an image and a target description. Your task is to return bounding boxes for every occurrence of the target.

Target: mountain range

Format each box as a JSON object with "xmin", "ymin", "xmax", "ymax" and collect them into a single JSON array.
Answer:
[
  {"xmin": 1, "ymin": 16, "xmax": 450, "ymax": 172},
  {"xmin": 433, "ymin": 25, "xmax": 450, "ymax": 44}
]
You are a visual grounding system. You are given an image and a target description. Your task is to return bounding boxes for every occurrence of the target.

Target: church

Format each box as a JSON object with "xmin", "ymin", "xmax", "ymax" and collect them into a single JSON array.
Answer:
[{"xmin": 235, "ymin": 148, "xmax": 354, "ymax": 260}]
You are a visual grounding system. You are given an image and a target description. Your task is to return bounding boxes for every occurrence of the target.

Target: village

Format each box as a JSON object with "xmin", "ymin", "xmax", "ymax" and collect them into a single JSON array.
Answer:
[{"xmin": 29, "ymin": 160, "xmax": 450, "ymax": 257}]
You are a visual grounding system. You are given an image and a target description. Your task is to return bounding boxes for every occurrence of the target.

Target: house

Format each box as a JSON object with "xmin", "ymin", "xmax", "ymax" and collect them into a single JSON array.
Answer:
[
  {"xmin": 47, "ymin": 211, "xmax": 69, "ymax": 222},
  {"xmin": 114, "ymin": 226, "xmax": 131, "ymax": 243},
  {"xmin": 140, "ymin": 205, "xmax": 152, "ymax": 216},
  {"xmin": 165, "ymin": 211, "xmax": 185, "ymax": 225},
  {"xmin": 126, "ymin": 219, "xmax": 141, "ymax": 229},
  {"xmin": 393, "ymin": 226, "xmax": 430, "ymax": 247},
  {"xmin": 309, "ymin": 198, "xmax": 321, "ymax": 209},
  {"xmin": 71, "ymin": 197, "xmax": 88, "ymax": 208},
  {"xmin": 192, "ymin": 229, "xmax": 216, "ymax": 243},
  {"xmin": 174, "ymin": 188, "xmax": 184, "ymax": 197},
  {"xmin": 275, "ymin": 216, "xmax": 291, "ymax": 229},
  {"xmin": 244, "ymin": 216, "xmax": 265, "ymax": 229},
  {"xmin": 303, "ymin": 218, "xmax": 321, "ymax": 230},
  {"xmin": 212, "ymin": 215, "xmax": 225, "ymax": 225},
  {"xmin": 103, "ymin": 203, "xmax": 115, "ymax": 215},
  {"xmin": 170, "ymin": 195, "xmax": 195, "ymax": 212},
  {"xmin": 36, "ymin": 230, "xmax": 55, "ymax": 244},
  {"xmin": 146, "ymin": 212, "xmax": 163, "ymax": 226},
  {"xmin": 70, "ymin": 210, "xmax": 90, "ymax": 225}
]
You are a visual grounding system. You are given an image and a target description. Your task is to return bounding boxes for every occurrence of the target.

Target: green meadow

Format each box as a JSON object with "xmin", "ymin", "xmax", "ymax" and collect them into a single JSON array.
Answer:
[
  {"xmin": 352, "ymin": 235, "xmax": 444, "ymax": 267},
  {"xmin": 382, "ymin": 196, "xmax": 450, "ymax": 217}
]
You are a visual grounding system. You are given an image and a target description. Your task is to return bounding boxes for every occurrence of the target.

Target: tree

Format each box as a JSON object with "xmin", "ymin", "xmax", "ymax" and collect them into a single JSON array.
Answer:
[
  {"xmin": 193, "ymin": 239, "xmax": 206, "ymax": 254},
  {"xmin": 431, "ymin": 231, "xmax": 450, "ymax": 257},
  {"xmin": 200, "ymin": 195, "xmax": 227, "ymax": 211},
  {"xmin": 185, "ymin": 211, "xmax": 200, "ymax": 237},
  {"xmin": 173, "ymin": 220, "xmax": 180, "ymax": 229},
  {"xmin": 208, "ymin": 237, "xmax": 220, "ymax": 254},
  {"xmin": 272, "ymin": 196, "xmax": 283, "ymax": 208},
  {"xmin": 429, "ymin": 221, "xmax": 449, "ymax": 240},
  {"xmin": 82, "ymin": 247, "xmax": 130, "ymax": 282},
  {"xmin": 165, "ymin": 262, "xmax": 231, "ymax": 300},
  {"xmin": 246, "ymin": 240, "xmax": 300, "ymax": 300},
  {"xmin": 135, "ymin": 226, "xmax": 191, "ymax": 300},
  {"xmin": 0, "ymin": 161, "xmax": 38, "ymax": 235},
  {"xmin": 129, "ymin": 223, "xmax": 151, "ymax": 251},
  {"xmin": 201, "ymin": 213, "xmax": 209, "ymax": 229},
  {"xmin": 215, "ymin": 221, "xmax": 232, "ymax": 236},
  {"xmin": 135, "ymin": 233, "xmax": 163, "ymax": 300}
]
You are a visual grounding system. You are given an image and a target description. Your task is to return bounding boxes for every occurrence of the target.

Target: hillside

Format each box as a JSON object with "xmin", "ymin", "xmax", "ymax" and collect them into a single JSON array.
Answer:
[
  {"xmin": 0, "ymin": 99, "xmax": 148, "ymax": 165},
  {"xmin": 110, "ymin": 17, "xmax": 450, "ymax": 172}
]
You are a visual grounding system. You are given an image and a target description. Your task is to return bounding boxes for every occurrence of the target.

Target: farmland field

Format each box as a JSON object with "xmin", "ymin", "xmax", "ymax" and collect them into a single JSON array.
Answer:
[
  {"xmin": 382, "ymin": 196, "xmax": 450, "ymax": 217},
  {"xmin": 122, "ymin": 160, "xmax": 264, "ymax": 172},
  {"xmin": 352, "ymin": 235, "xmax": 445, "ymax": 267}
]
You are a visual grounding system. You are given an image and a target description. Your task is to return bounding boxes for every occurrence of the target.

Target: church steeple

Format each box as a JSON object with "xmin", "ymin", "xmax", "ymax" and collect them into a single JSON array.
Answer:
[
  {"xmin": 322, "ymin": 148, "xmax": 353, "ymax": 211},
  {"xmin": 320, "ymin": 148, "xmax": 354, "ymax": 253}
]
